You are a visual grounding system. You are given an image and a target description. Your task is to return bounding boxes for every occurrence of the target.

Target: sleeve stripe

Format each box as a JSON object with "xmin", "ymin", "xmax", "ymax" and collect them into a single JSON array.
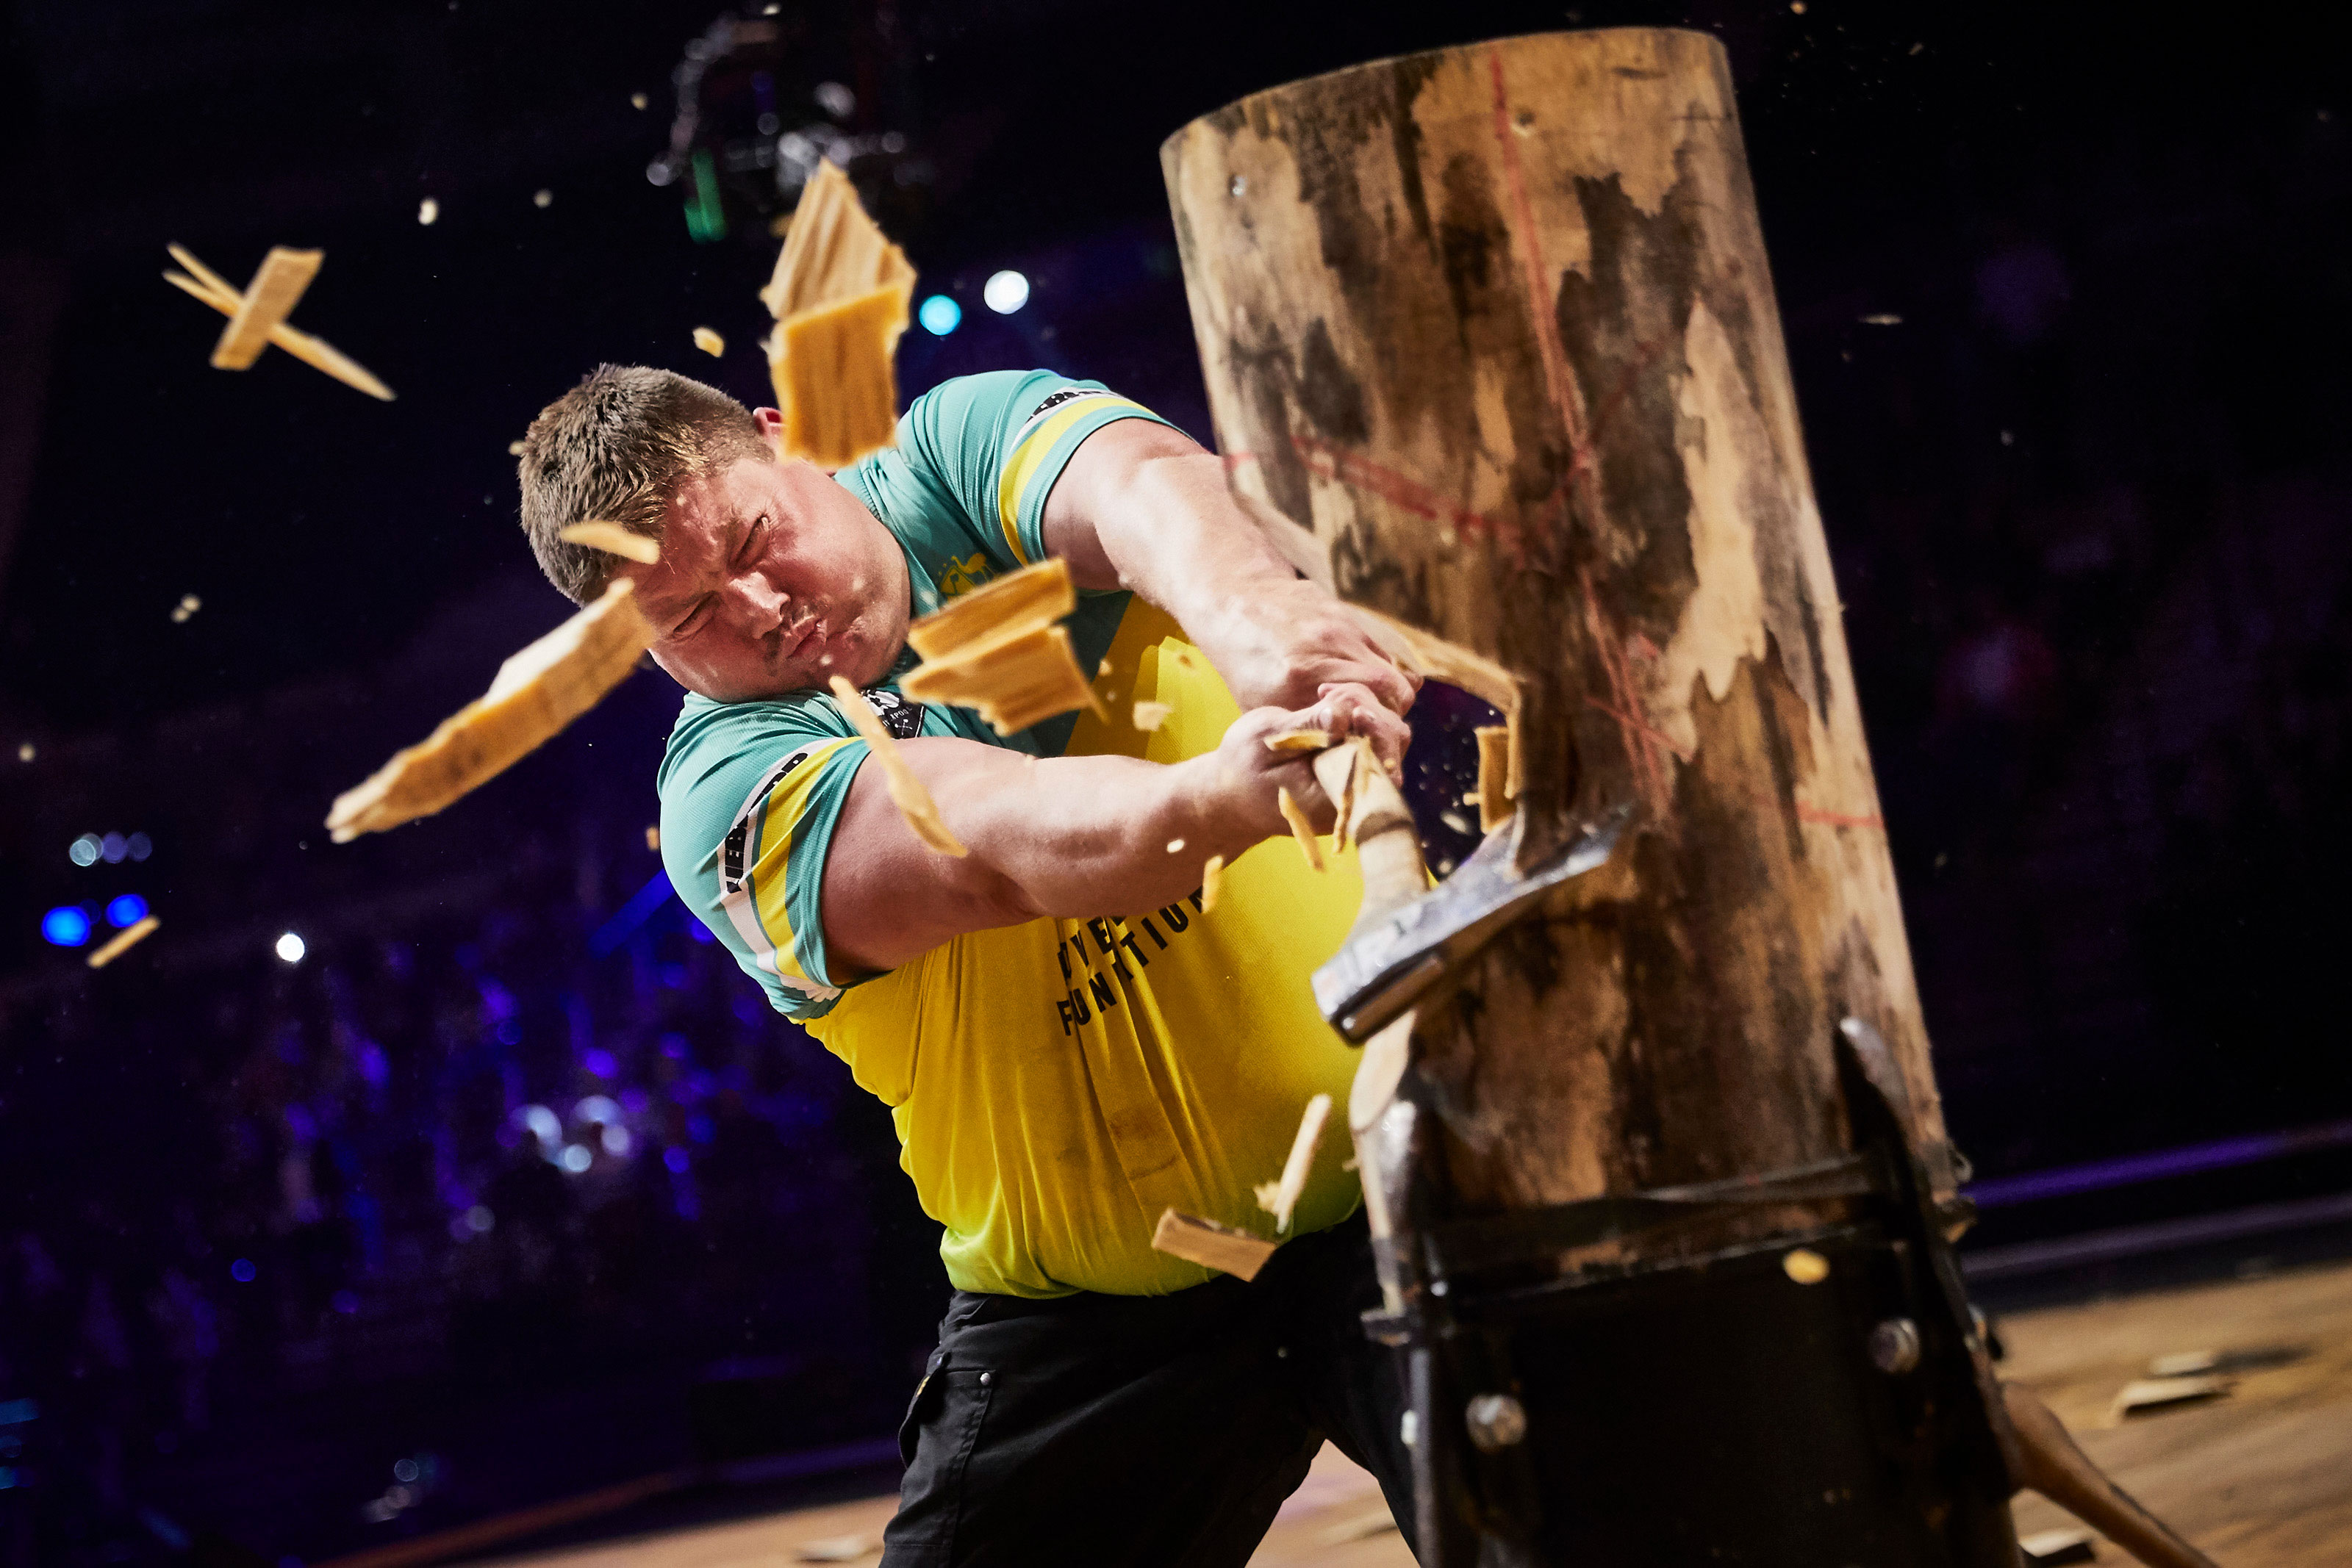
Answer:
[
  {"xmin": 705, "ymin": 737, "xmax": 858, "ymax": 1001},
  {"xmin": 994, "ymin": 395, "xmax": 1148, "ymax": 565}
]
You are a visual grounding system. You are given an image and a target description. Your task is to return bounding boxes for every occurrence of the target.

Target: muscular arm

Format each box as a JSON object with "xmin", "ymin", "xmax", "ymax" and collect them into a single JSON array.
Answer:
[
  {"xmin": 1040, "ymin": 420, "xmax": 1420, "ymax": 724},
  {"xmin": 822, "ymin": 688, "xmax": 1383, "ymax": 976},
  {"xmin": 824, "ymin": 412, "xmax": 1421, "ymax": 977}
]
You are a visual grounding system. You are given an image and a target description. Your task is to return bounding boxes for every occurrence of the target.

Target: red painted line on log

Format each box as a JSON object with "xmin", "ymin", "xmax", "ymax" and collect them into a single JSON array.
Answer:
[
  {"xmin": 1585, "ymin": 697, "xmax": 1693, "ymax": 764},
  {"xmin": 1794, "ymin": 802, "xmax": 1885, "ymax": 830},
  {"xmin": 1580, "ymin": 571, "xmax": 1671, "ymax": 813},
  {"xmin": 1488, "ymin": 48, "xmax": 1585, "ymax": 479},
  {"xmin": 1752, "ymin": 791, "xmax": 1885, "ymax": 830},
  {"xmin": 1287, "ymin": 433, "xmax": 1513, "ymax": 545}
]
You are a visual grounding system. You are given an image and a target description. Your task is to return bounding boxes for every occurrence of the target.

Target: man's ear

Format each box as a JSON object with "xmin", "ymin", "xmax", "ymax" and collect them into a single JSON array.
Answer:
[{"xmin": 753, "ymin": 407, "xmax": 784, "ymax": 443}]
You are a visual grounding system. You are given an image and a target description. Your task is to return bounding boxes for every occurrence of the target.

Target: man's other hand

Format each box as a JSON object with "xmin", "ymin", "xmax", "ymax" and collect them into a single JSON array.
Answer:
[
  {"xmin": 1210, "ymin": 681, "xmax": 1410, "ymax": 841},
  {"xmin": 1207, "ymin": 580, "xmax": 1421, "ymax": 721},
  {"xmin": 1041, "ymin": 432, "xmax": 1421, "ymax": 725}
]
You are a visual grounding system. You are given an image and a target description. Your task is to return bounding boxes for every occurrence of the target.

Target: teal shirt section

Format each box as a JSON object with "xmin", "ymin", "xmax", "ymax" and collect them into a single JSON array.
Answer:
[{"xmin": 656, "ymin": 370, "xmax": 1178, "ymax": 1020}]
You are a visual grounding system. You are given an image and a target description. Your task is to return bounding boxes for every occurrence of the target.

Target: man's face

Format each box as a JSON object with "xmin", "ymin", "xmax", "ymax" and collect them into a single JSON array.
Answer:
[{"xmin": 621, "ymin": 418, "xmax": 909, "ymax": 702}]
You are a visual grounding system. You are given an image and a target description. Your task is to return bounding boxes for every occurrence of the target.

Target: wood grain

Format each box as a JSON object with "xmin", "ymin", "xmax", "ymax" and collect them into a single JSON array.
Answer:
[{"xmin": 1161, "ymin": 26, "xmax": 1944, "ymax": 1245}]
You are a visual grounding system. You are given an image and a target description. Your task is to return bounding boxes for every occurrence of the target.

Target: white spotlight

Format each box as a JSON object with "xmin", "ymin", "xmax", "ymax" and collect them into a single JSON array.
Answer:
[
  {"xmin": 983, "ymin": 270, "xmax": 1030, "ymax": 314},
  {"xmin": 275, "ymin": 932, "xmax": 306, "ymax": 963}
]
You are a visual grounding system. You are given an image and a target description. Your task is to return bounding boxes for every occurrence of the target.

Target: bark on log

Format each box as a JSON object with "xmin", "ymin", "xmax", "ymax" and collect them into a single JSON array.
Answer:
[{"xmin": 1164, "ymin": 28, "xmax": 1951, "ymax": 1251}]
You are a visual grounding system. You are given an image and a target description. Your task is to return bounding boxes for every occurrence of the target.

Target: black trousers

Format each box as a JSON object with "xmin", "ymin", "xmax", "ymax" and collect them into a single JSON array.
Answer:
[{"xmin": 881, "ymin": 1214, "xmax": 1418, "ymax": 1567}]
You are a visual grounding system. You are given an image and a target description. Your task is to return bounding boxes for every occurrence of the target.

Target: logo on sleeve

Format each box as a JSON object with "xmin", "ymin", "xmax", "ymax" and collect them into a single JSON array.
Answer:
[
  {"xmin": 1028, "ymin": 386, "xmax": 1113, "ymax": 420},
  {"xmin": 859, "ymin": 687, "xmax": 927, "ymax": 740}
]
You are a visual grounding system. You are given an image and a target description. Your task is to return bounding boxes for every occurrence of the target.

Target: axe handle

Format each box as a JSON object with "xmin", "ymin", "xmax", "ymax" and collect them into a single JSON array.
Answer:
[
  {"xmin": 1312, "ymin": 743, "xmax": 1427, "ymax": 935},
  {"xmin": 2001, "ymin": 1382, "xmax": 2220, "ymax": 1568}
]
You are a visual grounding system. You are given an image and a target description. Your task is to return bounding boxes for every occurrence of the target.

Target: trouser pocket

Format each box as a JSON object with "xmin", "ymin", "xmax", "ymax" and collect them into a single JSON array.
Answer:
[
  {"xmin": 886, "ymin": 1359, "xmax": 995, "ymax": 1562},
  {"xmin": 897, "ymin": 1348, "xmax": 947, "ymax": 1469}
]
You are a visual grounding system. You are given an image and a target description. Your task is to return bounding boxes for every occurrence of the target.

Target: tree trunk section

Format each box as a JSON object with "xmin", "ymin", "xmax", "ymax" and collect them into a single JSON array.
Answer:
[{"xmin": 1164, "ymin": 28, "xmax": 1952, "ymax": 1248}]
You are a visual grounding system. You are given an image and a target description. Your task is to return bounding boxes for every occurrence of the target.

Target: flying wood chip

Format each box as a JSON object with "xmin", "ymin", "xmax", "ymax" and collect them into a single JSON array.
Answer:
[
  {"xmin": 905, "ymin": 559, "xmax": 1074, "ymax": 661},
  {"xmin": 557, "ymin": 521, "xmax": 661, "ymax": 565},
  {"xmin": 761, "ymin": 161, "xmax": 915, "ymax": 468},
  {"xmin": 326, "ymin": 580, "xmax": 653, "ymax": 841},
  {"xmin": 163, "ymin": 245, "xmax": 394, "ymax": 400},
  {"xmin": 1150, "ymin": 1209, "xmax": 1276, "ymax": 1281},
  {"xmin": 1252, "ymin": 1092, "xmax": 1332, "ymax": 1234},
  {"xmin": 828, "ymin": 676, "xmax": 967, "ymax": 857},
  {"xmin": 1476, "ymin": 724, "xmax": 1513, "ymax": 832},
  {"xmin": 692, "ymin": 326, "xmax": 725, "ymax": 357},
  {"xmin": 900, "ymin": 624, "xmax": 1102, "ymax": 735},
  {"xmin": 1200, "ymin": 853, "xmax": 1224, "ymax": 913},
  {"xmin": 213, "ymin": 248, "xmax": 321, "ymax": 368},
  {"xmin": 1263, "ymin": 730, "xmax": 1333, "ymax": 754},
  {"xmin": 1130, "ymin": 700, "xmax": 1173, "ymax": 732},
  {"xmin": 899, "ymin": 560, "xmax": 1100, "ymax": 735},
  {"xmin": 86, "ymin": 916, "xmax": 160, "ymax": 970},
  {"xmin": 1277, "ymin": 785, "xmax": 1324, "ymax": 871}
]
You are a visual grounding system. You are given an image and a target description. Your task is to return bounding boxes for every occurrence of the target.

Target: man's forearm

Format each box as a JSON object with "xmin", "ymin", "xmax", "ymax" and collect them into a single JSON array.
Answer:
[
  {"xmin": 1092, "ymin": 453, "xmax": 1314, "ymax": 675},
  {"xmin": 823, "ymin": 740, "xmax": 1261, "ymax": 974},
  {"xmin": 944, "ymin": 749, "xmax": 1244, "ymax": 921}
]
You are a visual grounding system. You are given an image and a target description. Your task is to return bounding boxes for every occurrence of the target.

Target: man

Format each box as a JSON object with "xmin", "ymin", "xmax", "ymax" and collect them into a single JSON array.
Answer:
[{"xmin": 517, "ymin": 364, "xmax": 1421, "ymax": 1564}]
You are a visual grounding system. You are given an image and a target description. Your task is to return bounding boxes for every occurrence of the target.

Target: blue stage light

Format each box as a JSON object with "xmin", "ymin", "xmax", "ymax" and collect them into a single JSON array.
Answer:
[
  {"xmin": 918, "ymin": 294, "xmax": 961, "ymax": 337},
  {"xmin": 106, "ymin": 894, "xmax": 148, "ymax": 928},
  {"xmin": 41, "ymin": 907, "xmax": 90, "ymax": 946}
]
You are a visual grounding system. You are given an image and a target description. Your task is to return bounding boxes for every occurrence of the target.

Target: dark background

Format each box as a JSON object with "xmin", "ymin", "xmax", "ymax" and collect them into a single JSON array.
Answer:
[{"xmin": 1, "ymin": 1, "xmax": 2348, "ymax": 1562}]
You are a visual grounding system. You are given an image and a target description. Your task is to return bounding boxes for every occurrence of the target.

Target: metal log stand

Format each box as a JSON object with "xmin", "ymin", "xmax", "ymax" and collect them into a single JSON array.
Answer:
[{"xmin": 1165, "ymin": 29, "xmax": 2216, "ymax": 1568}]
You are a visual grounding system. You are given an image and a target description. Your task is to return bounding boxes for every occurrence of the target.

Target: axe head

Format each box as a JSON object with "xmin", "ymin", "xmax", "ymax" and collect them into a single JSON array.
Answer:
[{"xmin": 1313, "ymin": 803, "xmax": 1632, "ymax": 1042}]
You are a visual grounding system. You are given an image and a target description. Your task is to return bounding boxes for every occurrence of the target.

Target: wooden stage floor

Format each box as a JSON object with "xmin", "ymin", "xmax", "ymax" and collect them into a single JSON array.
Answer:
[{"xmin": 490, "ymin": 1259, "xmax": 2352, "ymax": 1567}]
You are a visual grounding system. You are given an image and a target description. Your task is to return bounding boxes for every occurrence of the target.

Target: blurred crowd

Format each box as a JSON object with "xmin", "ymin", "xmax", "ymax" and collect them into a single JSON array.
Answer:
[{"xmin": 0, "ymin": 844, "xmax": 931, "ymax": 1561}]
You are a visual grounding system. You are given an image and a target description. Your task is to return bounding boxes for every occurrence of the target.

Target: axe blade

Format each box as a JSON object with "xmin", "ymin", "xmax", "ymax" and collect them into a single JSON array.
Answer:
[{"xmin": 1313, "ymin": 804, "xmax": 1632, "ymax": 1041}]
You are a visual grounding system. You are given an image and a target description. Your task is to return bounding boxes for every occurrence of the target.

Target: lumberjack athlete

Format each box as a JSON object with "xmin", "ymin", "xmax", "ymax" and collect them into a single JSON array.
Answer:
[{"xmin": 517, "ymin": 365, "xmax": 1421, "ymax": 1564}]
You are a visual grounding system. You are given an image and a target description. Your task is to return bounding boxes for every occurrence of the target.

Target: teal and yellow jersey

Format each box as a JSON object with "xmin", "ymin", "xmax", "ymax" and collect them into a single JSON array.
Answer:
[{"xmin": 658, "ymin": 370, "xmax": 1366, "ymax": 1298}]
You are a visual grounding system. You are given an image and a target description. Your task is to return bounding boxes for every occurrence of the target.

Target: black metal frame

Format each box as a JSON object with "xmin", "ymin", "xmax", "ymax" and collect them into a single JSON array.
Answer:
[{"xmin": 1360, "ymin": 1018, "xmax": 2023, "ymax": 1567}]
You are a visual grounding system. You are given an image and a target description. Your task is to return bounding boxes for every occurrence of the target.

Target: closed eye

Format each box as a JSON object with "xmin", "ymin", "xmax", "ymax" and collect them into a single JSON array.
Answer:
[
  {"xmin": 734, "ymin": 514, "xmax": 767, "ymax": 568},
  {"xmin": 673, "ymin": 595, "xmax": 715, "ymax": 639}
]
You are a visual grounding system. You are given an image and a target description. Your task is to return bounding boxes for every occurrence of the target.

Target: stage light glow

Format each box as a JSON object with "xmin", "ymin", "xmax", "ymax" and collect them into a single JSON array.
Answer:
[
  {"xmin": 106, "ymin": 894, "xmax": 148, "ymax": 929},
  {"xmin": 919, "ymin": 295, "xmax": 961, "ymax": 336},
  {"xmin": 41, "ymin": 907, "xmax": 90, "ymax": 947},
  {"xmin": 601, "ymin": 1125, "xmax": 633, "ymax": 1157},
  {"xmin": 275, "ymin": 932, "xmax": 306, "ymax": 963},
  {"xmin": 127, "ymin": 832, "xmax": 152, "ymax": 861},
  {"xmin": 230, "ymin": 1259, "xmax": 257, "ymax": 1283},
  {"xmin": 559, "ymin": 1143, "xmax": 592, "ymax": 1173},
  {"xmin": 465, "ymin": 1205, "xmax": 494, "ymax": 1234},
  {"xmin": 101, "ymin": 832, "xmax": 127, "ymax": 864},
  {"xmin": 575, "ymin": 1095, "xmax": 621, "ymax": 1125},
  {"xmin": 520, "ymin": 1105, "xmax": 561, "ymax": 1146},
  {"xmin": 983, "ymin": 270, "xmax": 1029, "ymax": 314},
  {"xmin": 68, "ymin": 834, "xmax": 100, "ymax": 867},
  {"xmin": 664, "ymin": 1146, "xmax": 690, "ymax": 1173}
]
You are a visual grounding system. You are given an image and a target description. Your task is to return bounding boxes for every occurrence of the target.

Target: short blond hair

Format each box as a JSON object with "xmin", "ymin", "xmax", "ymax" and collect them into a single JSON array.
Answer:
[{"xmin": 517, "ymin": 365, "xmax": 771, "ymax": 603}]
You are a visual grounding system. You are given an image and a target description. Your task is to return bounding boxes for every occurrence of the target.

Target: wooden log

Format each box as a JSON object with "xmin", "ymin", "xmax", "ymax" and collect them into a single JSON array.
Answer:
[{"xmin": 1163, "ymin": 28, "xmax": 1950, "ymax": 1248}]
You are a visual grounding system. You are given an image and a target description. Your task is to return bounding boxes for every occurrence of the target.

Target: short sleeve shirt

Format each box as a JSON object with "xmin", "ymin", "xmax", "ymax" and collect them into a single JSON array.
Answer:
[{"xmin": 657, "ymin": 370, "xmax": 1368, "ymax": 1298}]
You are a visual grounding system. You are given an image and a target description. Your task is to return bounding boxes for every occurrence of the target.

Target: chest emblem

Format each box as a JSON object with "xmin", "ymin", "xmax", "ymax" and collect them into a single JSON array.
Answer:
[{"xmin": 936, "ymin": 553, "xmax": 992, "ymax": 600}]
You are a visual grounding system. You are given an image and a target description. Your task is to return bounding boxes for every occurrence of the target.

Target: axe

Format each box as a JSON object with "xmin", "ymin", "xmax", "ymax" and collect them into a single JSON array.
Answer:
[{"xmin": 1302, "ymin": 743, "xmax": 2220, "ymax": 1568}]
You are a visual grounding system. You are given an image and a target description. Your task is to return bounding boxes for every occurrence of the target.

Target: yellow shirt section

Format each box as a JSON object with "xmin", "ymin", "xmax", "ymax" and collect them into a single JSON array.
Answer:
[{"xmin": 804, "ymin": 602, "xmax": 1368, "ymax": 1296}]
